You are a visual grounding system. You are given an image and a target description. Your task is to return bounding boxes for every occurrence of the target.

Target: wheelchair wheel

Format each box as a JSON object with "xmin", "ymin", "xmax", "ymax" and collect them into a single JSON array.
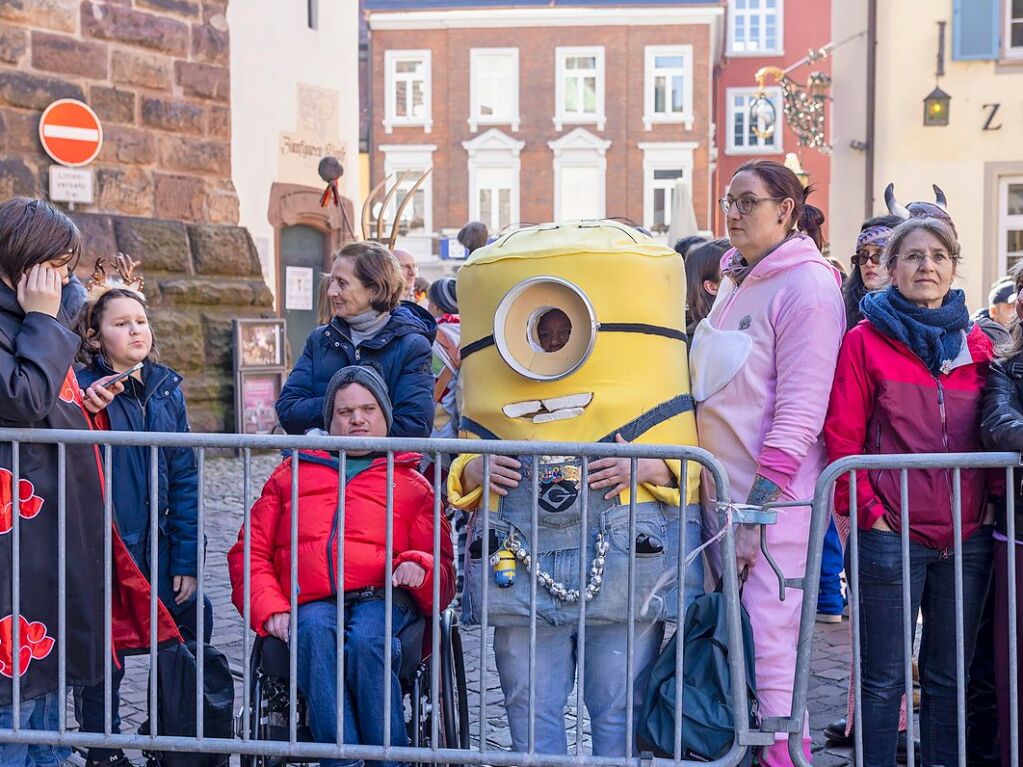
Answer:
[
  {"xmin": 440, "ymin": 608, "xmax": 470, "ymax": 750},
  {"xmin": 241, "ymin": 638, "xmax": 305, "ymax": 767}
]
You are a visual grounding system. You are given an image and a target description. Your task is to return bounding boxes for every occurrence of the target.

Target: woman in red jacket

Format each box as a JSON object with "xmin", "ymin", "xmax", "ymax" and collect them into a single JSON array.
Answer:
[
  {"xmin": 824, "ymin": 216, "xmax": 994, "ymax": 767},
  {"xmin": 228, "ymin": 366, "xmax": 454, "ymax": 767}
]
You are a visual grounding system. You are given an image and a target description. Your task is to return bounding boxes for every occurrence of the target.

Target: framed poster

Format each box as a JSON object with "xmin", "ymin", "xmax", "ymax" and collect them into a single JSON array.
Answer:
[
  {"xmin": 233, "ymin": 319, "xmax": 288, "ymax": 435},
  {"xmin": 238, "ymin": 371, "xmax": 285, "ymax": 435},
  {"xmin": 234, "ymin": 319, "xmax": 285, "ymax": 370}
]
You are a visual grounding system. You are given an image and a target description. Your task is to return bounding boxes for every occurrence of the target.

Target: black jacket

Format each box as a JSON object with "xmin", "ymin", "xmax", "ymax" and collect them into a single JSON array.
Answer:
[{"xmin": 980, "ymin": 356, "xmax": 1023, "ymax": 541}]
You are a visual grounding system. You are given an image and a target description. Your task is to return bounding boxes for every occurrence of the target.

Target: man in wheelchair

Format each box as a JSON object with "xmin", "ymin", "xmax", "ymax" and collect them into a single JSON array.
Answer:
[{"xmin": 228, "ymin": 365, "xmax": 456, "ymax": 767}]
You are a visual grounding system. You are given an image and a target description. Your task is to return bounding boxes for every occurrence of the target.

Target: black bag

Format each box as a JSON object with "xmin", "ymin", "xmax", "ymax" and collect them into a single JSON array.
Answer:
[
  {"xmin": 140, "ymin": 640, "xmax": 235, "ymax": 767},
  {"xmin": 637, "ymin": 587, "xmax": 759, "ymax": 765}
]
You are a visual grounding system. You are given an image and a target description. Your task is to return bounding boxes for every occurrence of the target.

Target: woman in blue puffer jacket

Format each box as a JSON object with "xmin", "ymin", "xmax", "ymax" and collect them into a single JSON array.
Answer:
[{"xmin": 276, "ymin": 241, "xmax": 436, "ymax": 437}]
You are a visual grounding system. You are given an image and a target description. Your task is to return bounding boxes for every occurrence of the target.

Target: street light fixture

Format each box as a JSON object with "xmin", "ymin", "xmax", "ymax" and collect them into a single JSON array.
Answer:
[
  {"xmin": 923, "ymin": 21, "xmax": 950, "ymax": 127},
  {"xmin": 923, "ymin": 86, "xmax": 951, "ymax": 127}
]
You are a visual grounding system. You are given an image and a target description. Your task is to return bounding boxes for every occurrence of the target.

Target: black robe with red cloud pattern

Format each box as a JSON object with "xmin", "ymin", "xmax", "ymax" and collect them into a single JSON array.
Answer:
[{"xmin": 0, "ymin": 280, "xmax": 180, "ymax": 706}]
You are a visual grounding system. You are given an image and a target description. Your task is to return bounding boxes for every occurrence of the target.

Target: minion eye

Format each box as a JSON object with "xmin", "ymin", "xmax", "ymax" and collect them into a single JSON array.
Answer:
[{"xmin": 493, "ymin": 277, "xmax": 597, "ymax": 381}]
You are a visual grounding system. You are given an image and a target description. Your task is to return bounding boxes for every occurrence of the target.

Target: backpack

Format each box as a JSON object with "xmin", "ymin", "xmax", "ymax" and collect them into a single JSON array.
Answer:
[
  {"xmin": 637, "ymin": 588, "xmax": 759, "ymax": 765},
  {"xmin": 140, "ymin": 640, "xmax": 235, "ymax": 767}
]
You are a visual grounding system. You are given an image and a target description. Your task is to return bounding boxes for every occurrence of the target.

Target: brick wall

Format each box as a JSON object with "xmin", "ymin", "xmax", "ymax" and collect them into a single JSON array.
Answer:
[
  {"xmin": 370, "ymin": 21, "xmax": 716, "ymax": 235},
  {"xmin": 0, "ymin": 0, "xmax": 273, "ymax": 432}
]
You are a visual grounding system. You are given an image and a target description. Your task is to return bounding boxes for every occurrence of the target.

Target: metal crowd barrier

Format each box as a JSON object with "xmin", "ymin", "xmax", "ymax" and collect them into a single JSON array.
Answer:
[
  {"xmin": 0, "ymin": 429, "xmax": 759, "ymax": 767},
  {"xmin": 782, "ymin": 451, "xmax": 1022, "ymax": 767}
]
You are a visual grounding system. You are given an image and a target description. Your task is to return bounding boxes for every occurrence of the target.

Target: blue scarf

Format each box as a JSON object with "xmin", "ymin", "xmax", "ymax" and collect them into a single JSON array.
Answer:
[{"xmin": 860, "ymin": 287, "xmax": 970, "ymax": 375}]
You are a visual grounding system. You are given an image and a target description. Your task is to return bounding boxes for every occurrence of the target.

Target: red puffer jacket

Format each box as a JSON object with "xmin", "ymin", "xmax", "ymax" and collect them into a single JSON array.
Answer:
[
  {"xmin": 228, "ymin": 451, "xmax": 455, "ymax": 635},
  {"xmin": 825, "ymin": 321, "xmax": 994, "ymax": 549}
]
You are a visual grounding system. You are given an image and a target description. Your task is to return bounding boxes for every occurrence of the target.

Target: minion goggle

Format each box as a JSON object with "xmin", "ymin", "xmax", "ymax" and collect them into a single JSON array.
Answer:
[{"xmin": 460, "ymin": 276, "xmax": 687, "ymax": 381}]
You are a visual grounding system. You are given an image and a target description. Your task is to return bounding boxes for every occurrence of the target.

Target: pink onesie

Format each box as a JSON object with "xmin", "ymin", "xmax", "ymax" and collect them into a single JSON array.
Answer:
[{"xmin": 691, "ymin": 234, "xmax": 845, "ymax": 766}]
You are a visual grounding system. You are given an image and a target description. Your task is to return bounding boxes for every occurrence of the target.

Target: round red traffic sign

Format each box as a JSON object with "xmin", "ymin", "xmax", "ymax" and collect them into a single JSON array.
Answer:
[{"xmin": 38, "ymin": 99, "xmax": 103, "ymax": 168}]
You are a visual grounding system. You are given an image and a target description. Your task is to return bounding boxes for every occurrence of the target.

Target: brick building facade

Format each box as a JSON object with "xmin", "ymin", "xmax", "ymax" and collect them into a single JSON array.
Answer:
[
  {"xmin": 365, "ymin": 2, "xmax": 723, "ymax": 258},
  {"xmin": 0, "ymin": 0, "xmax": 273, "ymax": 431},
  {"xmin": 713, "ymin": 0, "xmax": 831, "ymax": 238}
]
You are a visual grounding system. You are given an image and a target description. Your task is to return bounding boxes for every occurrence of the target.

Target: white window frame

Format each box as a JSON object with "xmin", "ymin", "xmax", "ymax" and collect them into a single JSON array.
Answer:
[
  {"xmin": 1007, "ymin": 0, "xmax": 1023, "ymax": 59},
  {"xmin": 548, "ymin": 128, "xmax": 611, "ymax": 221},
  {"xmin": 638, "ymin": 142, "xmax": 697, "ymax": 234},
  {"xmin": 379, "ymin": 144, "xmax": 437, "ymax": 234},
  {"xmin": 383, "ymin": 49, "xmax": 432, "ymax": 134},
  {"xmin": 725, "ymin": 86, "xmax": 784, "ymax": 155},
  {"xmin": 469, "ymin": 48, "xmax": 520, "ymax": 132},
  {"xmin": 554, "ymin": 46, "xmax": 606, "ymax": 132},
  {"xmin": 999, "ymin": 174, "xmax": 1023, "ymax": 275},
  {"xmin": 462, "ymin": 129, "xmax": 525, "ymax": 233},
  {"xmin": 643, "ymin": 45, "xmax": 694, "ymax": 131},
  {"xmin": 727, "ymin": 0, "xmax": 784, "ymax": 56}
]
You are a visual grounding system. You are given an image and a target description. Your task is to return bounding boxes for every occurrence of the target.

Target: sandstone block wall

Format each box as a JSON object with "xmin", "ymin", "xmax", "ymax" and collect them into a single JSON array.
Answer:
[{"xmin": 0, "ymin": 0, "xmax": 275, "ymax": 432}]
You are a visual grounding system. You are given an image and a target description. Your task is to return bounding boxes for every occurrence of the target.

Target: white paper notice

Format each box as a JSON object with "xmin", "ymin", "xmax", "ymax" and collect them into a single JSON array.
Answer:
[{"xmin": 285, "ymin": 266, "xmax": 314, "ymax": 311}]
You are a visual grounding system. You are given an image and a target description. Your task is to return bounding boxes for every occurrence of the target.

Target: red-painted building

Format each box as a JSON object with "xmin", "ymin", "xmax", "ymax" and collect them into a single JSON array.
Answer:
[{"xmin": 713, "ymin": 0, "xmax": 831, "ymax": 242}]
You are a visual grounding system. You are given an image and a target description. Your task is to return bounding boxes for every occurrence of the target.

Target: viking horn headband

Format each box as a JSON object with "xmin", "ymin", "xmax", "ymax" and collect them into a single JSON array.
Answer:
[{"xmin": 885, "ymin": 183, "xmax": 949, "ymax": 219}]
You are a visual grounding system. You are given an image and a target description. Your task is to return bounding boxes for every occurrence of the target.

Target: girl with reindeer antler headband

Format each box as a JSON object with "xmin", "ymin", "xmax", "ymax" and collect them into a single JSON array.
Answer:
[{"xmin": 73, "ymin": 253, "xmax": 214, "ymax": 767}]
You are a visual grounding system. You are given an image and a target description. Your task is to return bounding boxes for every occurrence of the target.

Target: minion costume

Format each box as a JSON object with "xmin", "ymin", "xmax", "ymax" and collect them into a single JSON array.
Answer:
[{"xmin": 447, "ymin": 221, "xmax": 704, "ymax": 756}]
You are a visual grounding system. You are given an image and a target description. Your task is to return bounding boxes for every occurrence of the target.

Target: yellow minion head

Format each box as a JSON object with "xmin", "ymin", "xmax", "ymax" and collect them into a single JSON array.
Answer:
[{"xmin": 456, "ymin": 220, "xmax": 698, "ymax": 452}]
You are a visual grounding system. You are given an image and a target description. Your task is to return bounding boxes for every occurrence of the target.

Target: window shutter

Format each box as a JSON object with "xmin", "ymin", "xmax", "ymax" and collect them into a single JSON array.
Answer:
[{"xmin": 952, "ymin": 0, "xmax": 1001, "ymax": 60}]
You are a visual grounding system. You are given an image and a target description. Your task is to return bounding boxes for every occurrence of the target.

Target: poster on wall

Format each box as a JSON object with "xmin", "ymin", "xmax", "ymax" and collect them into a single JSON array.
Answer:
[
  {"xmin": 285, "ymin": 266, "xmax": 314, "ymax": 311},
  {"xmin": 239, "ymin": 372, "xmax": 285, "ymax": 435},
  {"xmin": 238, "ymin": 320, "xmax": 283, "ymax": 368},
  {"xmin": 233, "ymin": 318, "xmax": 287, "ymax": 436}
]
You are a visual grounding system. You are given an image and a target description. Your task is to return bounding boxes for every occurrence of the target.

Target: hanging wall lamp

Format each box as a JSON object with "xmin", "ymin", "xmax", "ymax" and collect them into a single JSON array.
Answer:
[{"xmin": 924, "ymin": 21, "xmax": 951, "ymax": 126}]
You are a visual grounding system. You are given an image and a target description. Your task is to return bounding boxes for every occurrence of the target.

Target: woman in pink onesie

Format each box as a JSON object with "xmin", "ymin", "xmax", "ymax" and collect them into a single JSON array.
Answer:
[{"xmin": 690, "ymin": 160, "xmax": 845, "ymax": 766}]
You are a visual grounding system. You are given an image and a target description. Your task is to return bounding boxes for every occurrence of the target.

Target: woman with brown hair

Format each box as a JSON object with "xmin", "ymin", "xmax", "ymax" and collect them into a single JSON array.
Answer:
[
  {"xmin": 691, "ymin": 159, "xmax": 845, "ymax": 765},
  {"xmin": 276, "ymin": 241, "xmax": 437, "ymax": 437}
]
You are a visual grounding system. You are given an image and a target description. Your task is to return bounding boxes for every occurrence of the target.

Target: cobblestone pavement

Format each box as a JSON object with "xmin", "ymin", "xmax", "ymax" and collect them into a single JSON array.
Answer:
[{"xmin": 74, "ymin": 453, "xmax": 855, "ymax": 766}]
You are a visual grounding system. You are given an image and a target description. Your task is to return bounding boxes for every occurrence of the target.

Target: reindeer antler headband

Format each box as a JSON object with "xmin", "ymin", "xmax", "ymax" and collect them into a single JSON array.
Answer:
[
  {"xmin": 86, "ymin": 252, "xmax": 145, "ymax": 299},
  {"xmin": 83, "ymin": 253, "xmax": 146, "ymax": 331}
]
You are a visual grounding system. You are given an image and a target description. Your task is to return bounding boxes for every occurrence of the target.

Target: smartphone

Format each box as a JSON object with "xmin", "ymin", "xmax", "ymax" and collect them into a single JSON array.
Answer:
[{"xmin": 99, "ymin": 362, "xmax": 144, "ymax": 388}]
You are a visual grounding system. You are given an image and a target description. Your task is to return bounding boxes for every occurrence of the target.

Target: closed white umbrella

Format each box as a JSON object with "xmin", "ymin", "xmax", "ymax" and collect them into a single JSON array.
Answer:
[{"xmin": 667, "ymin": 177, "xmax": 698, "ymax": 247}]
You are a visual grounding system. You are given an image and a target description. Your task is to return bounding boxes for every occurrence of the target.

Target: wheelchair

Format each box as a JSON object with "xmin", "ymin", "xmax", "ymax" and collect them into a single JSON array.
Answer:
[{"xmin": 239, "ymin": 606, "xmax": 469, "ymax": 767}]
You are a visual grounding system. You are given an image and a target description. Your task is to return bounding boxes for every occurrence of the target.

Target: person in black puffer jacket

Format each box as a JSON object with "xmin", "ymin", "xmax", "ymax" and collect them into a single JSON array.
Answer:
[{"xmin": 979, "ymin": 262, "xmax": 1023, "ymax": 767}]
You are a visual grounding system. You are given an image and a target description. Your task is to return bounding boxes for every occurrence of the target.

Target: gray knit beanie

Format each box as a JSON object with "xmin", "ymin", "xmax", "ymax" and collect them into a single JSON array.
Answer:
[{"xmin": 323, "ymin": 365, "xmax": 393, "ymax": 433}]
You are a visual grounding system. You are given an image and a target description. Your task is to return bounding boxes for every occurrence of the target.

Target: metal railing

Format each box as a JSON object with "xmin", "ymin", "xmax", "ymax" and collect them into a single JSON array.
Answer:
[
  {"xmin": 781, "ymin": 451, "xmax": 1022, "ymax": 767},
  {"xmin": 0, "ymin": 429, "xmax": 760, "ymax": 767}
]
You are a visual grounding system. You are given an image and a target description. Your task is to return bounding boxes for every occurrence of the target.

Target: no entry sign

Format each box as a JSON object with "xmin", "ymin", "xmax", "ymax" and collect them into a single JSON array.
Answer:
[{"xmin": 38, "ymin": 99, "xmax": 103, "ymax": 167}]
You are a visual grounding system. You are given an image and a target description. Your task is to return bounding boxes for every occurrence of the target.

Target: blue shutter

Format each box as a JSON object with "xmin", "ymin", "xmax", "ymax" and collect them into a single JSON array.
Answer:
[{"xmin": 952, "ymin": 0, "xmax": 1001, "ymax": 60}]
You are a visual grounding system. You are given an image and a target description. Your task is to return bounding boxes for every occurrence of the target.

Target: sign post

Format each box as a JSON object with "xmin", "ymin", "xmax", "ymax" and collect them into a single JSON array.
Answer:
[{"xmin": 38, "ymin": 98, "xmax": 103, "ymax": 207}]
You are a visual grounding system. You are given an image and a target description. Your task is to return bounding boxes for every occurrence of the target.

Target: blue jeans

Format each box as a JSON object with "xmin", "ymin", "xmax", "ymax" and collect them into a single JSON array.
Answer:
[
  {"xmin": 0, "ymin": 690, "xmax": 69, "ymax": 767},
  {"xmin": 493, "ymin": 621, "xmax": 664, "ymax": 756},
  {"xmin": 856, "ymin": 526, "xmax": 993, "ymax": 767},
  {"xmin": 296, "ymin": 598, "xmax": 417, "ymax": 767},
  {"xmin": 818, "ymin": 516, "xmax": 845, "ymax": 615}
]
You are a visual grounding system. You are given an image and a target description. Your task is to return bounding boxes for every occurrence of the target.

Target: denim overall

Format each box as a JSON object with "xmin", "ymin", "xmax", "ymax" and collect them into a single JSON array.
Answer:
[{"xmin": 462, "ymin": 455, "xmax": 682, "ymax": 628}]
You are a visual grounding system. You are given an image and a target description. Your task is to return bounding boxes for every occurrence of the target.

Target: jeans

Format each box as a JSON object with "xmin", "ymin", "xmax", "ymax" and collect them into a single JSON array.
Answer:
[
  {"xmin": 856, "ymin": 526, "xmax": 993, "ymax": 767},
  {"xmin": 818, "ymin": 516, "xmax": 845, "ymax": 616},
  {"xmin": 78, "ymin": 594, "xmax": 213, "ymax": 761},
  {"xmin": 296, "ymin": 598, "xmax": 418, "ymax": 767},
  {"xmin": 493, "ymin": 621, "xmax": 664, "ymax": 756},
  {"xmin": 0, "ymin": 690, "xmax": 69, "ymax": 767}
]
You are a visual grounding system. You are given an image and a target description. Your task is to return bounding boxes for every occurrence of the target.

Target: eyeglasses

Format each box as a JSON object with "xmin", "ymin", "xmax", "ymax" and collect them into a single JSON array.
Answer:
[
  {"xmin": 851, "ymin": 251, "xmax": 882, "ymax": 266},
  {"xmin": 718, "ymin": 196, "xmax": 786, "ymax": 216},
  {"xmin": 897, "ymin": 251, "xmax": 960, "ymax": 267}
]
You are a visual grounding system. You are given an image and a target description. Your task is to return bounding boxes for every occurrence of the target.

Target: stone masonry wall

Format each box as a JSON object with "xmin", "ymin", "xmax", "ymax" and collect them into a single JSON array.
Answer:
[{"xmin": 0, "ymin": 0, "xmax": 274, "ymax": 432}]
